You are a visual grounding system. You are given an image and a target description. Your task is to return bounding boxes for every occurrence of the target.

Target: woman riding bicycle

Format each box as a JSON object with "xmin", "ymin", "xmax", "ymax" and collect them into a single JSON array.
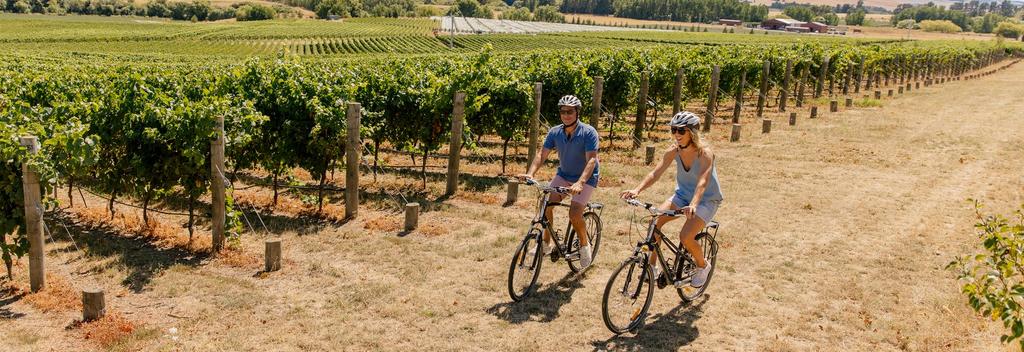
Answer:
[
  {"xmin": 518, "ymin": 95, "xmax": 600, "ymax": 270},
  {"xmin": 619, "ymin": 111, "xmax": 723, "ymax": 288}
]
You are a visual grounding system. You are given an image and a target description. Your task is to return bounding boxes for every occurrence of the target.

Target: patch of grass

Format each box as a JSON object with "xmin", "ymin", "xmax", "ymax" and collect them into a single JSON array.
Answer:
[
  {"xmin": 71, "ymin": 313, "xmax": 139, "ymax": 350},
  {"xmin": 855, "ymin": 98, "xmax": 883, "ymax": 108},
  {"xmin": 13, "ymin": 274, "xmax": 82, "ymax": 313}
]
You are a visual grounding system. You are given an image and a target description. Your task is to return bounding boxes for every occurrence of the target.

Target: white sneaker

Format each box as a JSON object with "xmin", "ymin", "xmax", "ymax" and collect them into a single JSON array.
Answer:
[
  {"xmin": 651, "ymin": 265, "xmax": 662, "ymax": 281},
  {"xmin": 579, "ymin": 245, "xmax": 593, "ymax": 269},
  {"xmin": 690, "ymin": 264, "xmax": 712, "ymax": 288}
]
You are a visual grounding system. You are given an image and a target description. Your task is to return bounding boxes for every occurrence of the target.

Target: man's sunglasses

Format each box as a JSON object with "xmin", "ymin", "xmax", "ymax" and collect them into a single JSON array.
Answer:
[{"xmin": 671, "ymin": 126, "xmax": 690, "ymax": 135}]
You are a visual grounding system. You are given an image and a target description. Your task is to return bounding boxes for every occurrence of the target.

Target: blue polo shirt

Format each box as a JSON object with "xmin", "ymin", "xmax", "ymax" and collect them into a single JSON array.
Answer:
[{"xmin": 542, "ymin": 122, "xmax": 600, "ymax": 187}]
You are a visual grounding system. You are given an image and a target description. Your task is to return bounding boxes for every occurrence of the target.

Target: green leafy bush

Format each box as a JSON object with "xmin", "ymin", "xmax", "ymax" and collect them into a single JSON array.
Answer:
[
  {"xmin": 920, "ymin": 20, "xmax": 962, "ymax": 33},
  {"xmin": 949, "ymin": 203, "xmax": 1024, "ymax": 348}
]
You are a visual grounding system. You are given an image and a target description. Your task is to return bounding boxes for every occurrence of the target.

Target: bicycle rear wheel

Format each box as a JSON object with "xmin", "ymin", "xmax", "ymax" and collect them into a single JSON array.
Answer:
[
  {"xmin": 601, "ymin": 256, "xmax": 654, "ymax": 334},
  {"xmin": 566, "ymin": 211, "xmax": 602, "ymax": 273},
  {"xmin": 508, "ymin": 228, "xmax": 544, "ymax": 302},
  {"xmin": 675, "ymin": 232, "xmax": 718, "ymax": 302}
]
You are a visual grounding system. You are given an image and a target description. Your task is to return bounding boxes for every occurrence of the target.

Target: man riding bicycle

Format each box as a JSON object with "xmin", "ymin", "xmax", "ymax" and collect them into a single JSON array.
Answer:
[{"xmin": 518, "ymin": 95, "xmax": 600, "ymax": 270}]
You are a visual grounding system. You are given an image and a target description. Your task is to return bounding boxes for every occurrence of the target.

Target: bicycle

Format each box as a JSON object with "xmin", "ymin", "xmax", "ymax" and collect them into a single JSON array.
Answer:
[
  {"xmin": 507, "ymin": 178, "xmax": 603, "ymax": 302},
  {"xmin": 601, "ymin": 198, "xmax": 720, "ymax": 334}
]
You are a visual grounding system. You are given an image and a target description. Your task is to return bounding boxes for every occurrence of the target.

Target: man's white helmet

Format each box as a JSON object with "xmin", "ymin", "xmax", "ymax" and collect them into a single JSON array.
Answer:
[{"xmin": 558, "ymin": 95, "xmax": 582, "ymax": 108}]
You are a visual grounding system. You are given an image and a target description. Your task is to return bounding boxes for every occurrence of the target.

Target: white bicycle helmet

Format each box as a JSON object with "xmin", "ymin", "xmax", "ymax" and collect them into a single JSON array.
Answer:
[
  {"xmin": 558, "ymin": 95, "xmax": 582, "ymax": 108},
  {"xmin": 668, "ymin": 111, "xmax": 701, "ymax": 129}
]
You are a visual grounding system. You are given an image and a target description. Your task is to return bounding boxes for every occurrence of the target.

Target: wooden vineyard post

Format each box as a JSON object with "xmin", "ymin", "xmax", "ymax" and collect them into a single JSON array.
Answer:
[
  {"xmin": 265, "ymin": 239, "xmax": 281, "ymax": 272},
  {"xmin": 672, "ymin": 67, "xmax": 684, "ymax": 115},
  {"xmin": 855, "ymin": 57, "xmax": 865, "ymax": 94},
  {"xmin": 633, "ymin": 71, "xmax": 649, "ymax": 149},
  {"xmin": 404, "ymin": 203, "xmax": 419, "ymax": 231},
  {"xmin": 830, "ymin": 100, "xmax": 838, "ymax": 113},
  {"xmin": 732, "ymin": 70, "xmax": 745, "ymax": 123},
  {"xmin": 446, "ymin": 92, "xmax": 465, "ymax": 196},
  {"xmin": 898, "ymin": 86, "xmax": 903, "ymax": 94},
  {"xmin": 757, "ymin": 60, "xmax": 769, "ymax": 117},
  {"xmin": 789, "ymin": 112, "xmax": 797, "ymax": 126},
  {"xmin": 730, "ymin": 124, "xmax": 741, "ymax": 142},
  {"xmin": 842, "ymin": 66, "xmax": 851, "ymax": 96},
  {"xmin": 810, "ymin": 106, "xmax": 818, "ymax": 119},
  {"xmin": 815, "ymin": 57, "xmax": 829, "ymax": 98},
  {"xmin": 528, "ymin": 82, "xmax": 542, "ymax": 165},
  {"xmin": 762, "ymin": 119, "xmax": 772, "ymax": 134},
  {"xmin": 345, "ymin": 103, "xmax": 361, "ymax": 219},
  {"xmin": 796, "ymin": 66, "xmax": 807, "ymax": 108},
  {"xmin": 703, "ymin": 65, "xmax": 720, "ymax": 133},
  {"xmin": 874, "ymin": 91, "xmax": 882, "ymax": 99},
  {"xmin": 82, "ymin": 288, "xmax": 105, "ymax": 321},
  {"xmin": 906, "ymin": 83, "xmax": 911, "ymax": 92},
  {"xmin": 845, "ymin": 98, "xmax": 853, "ymax": 107},
  {"xmin": 505, "ymin": 179, "xmax": 519, "ymax": 206},
  {"xmin": 866, "ymin": 65, "xmax": 874, "ymax": 91},
  {"xmin": 591, "ymin": 76, "xmax": 603, "ymax": 128},
  {"xmin": 211, "ymin": 116, "xmax": 226, "ymax": 253},
  {"xmin": 780, "ymin": 59, "xmax": 792, "ymax": 112},
  {"xmin": 645, "ymin": 145, "xmax": 656, "ymax": 165},
  {"xmin": 887, "ymin": 89, "xmax": 893, "ymax": 97},
  {"xmin": 20, "ymin": 136, "xmax": 44, "ymax": 292}
]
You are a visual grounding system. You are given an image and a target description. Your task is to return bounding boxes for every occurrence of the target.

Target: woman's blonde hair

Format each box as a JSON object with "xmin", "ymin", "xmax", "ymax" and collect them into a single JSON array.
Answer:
[{"xmin": 685, "ymin": 125, "xmax": 711, "ymax": 157}]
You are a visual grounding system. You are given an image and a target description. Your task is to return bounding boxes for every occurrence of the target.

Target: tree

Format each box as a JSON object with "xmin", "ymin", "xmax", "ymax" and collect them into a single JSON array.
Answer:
[
  {"xmin": 533, "ymin": 5, "xmax": 563, "ymax": 23},
  {"xmin": 846, "ymin": 8, "xmax": 866, "ymax": 25},
  {"xmin": 783, "ymin": 5, "xmax": 815, "ymax": 22}
]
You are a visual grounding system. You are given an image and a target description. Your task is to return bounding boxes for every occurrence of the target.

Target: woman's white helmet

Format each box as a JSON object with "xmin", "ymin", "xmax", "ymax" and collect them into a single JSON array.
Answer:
[{"xmin": 668, "ymin": 111, "xmax": 701, "ymax": 129}]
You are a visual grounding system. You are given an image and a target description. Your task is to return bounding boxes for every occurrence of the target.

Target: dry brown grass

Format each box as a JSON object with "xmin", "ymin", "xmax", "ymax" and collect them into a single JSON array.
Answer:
[
  {"xmin": 215, "ymin": 248, "xmax": 261, "ymax": 269},
  {"xmin": 363, "ymin": 214, "xmax": 402, "ymax": 232},
  {"xmin": 4, "ymin": 274, "xmax": 82, "ymax": 314},
  {"xmin": 71, "ymin": 313, "xmax": 138, "ymax": 349},
  {"xmin": 70, "ymin": 205, "xmax": 212, "ymax": 253}
]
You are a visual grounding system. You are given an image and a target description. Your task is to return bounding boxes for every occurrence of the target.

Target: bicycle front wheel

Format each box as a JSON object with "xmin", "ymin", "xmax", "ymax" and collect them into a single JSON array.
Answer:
[
  {"xmin": 508, "ymin": 228, "xmax": 544, "ymax": 302},
  {"xmin": 567, "ymin": 211, "xmax": 603, "ymax": 273},
  {"xmin": 601, "ymin": 256, "xmax": 654, "ymax": 334}
]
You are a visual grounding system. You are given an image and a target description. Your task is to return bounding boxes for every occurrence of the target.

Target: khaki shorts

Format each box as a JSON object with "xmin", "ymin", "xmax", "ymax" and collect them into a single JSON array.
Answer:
[{"xmin": 549, "ymin": 175, "xmax": 596, "ymax": 205}]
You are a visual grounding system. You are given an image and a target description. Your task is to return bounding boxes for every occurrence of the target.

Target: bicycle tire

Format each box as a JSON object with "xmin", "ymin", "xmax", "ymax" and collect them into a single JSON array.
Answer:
[
  {"xmin": 567, "ymin": 211, "xmax": 603, "ymax": 273},
  {"xmin": 675, "ymin": 232, "xmax": 718, "ymax": 302},
  {"xmin": 601, "ymin": 256, "xmax": 654, "ymax": 334},
  {"xmin": 507, "ymin": 228, "xmax": 544, "ymax": 302}
]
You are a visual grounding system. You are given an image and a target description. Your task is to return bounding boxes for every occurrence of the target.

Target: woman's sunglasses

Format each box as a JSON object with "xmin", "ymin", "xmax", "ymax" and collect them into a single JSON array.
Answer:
[{"xmin": 671, "ymin": 126, "xmax": 690, "ymax": 135}]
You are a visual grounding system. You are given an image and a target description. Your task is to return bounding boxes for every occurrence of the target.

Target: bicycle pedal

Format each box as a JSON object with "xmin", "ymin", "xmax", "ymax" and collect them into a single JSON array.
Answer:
[{"xmin": 673, "ymin": 279, "xmax": 691, "ymax": 288}]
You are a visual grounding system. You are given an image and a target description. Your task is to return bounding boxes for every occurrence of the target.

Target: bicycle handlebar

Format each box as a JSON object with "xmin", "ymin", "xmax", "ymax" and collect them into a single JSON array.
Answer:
[
  {"xmin": 624, "ymin": 198, "xmax": 683, "ymax": 217},
  {"xmin": 515, "ymin": 177, "xmax": 571, "ymax": 195}
]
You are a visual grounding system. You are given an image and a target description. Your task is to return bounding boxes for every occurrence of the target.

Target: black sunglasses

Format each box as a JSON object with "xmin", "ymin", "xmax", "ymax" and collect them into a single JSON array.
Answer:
[{"xmin": 671, "ymin": 126, "xmax": 690, "ymax": 135}]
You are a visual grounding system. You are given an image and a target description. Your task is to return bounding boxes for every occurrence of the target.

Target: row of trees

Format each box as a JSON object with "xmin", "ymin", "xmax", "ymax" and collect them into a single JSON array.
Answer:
[
  {"xmin": 1, "ymin": 0, "xmax": 286, "ymax": 21},
  {"xmin": 558, "ymin": 0, "xmax": 767, "ymax": 22},
  {"xmin": 892, "ymin": 3, "xmax": 1024, "ymax": 34},
  {"xmin": 277, "ymin": 0, "xmax": 425, "ymax": 18}
]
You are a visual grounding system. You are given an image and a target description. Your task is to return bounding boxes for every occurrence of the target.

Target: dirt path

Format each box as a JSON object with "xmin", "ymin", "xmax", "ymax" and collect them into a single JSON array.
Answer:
[{"xmin": 2, "ymin": 63, "xmax": 1022, "ymax": 351}]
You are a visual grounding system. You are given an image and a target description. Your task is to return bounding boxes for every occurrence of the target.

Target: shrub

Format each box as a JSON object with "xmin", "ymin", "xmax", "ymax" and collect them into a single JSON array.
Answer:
[
  {"xmin": 236, "ymin": 3, "xmax": 276, "ymax": 21},
  {"xmin": 995, "ymin": 22, "xmax": 1024, "ymax": 39},
  {"xmin": 533, "ymin": 5, "xmax": 563, "ymax": 23},
  {"xmin": 896, "ymin": 19, "xmax": 917, "ymax": 29},
  {"xmin": 949, "ymin": 204, "xmax": 1024, "ymax": 348},
  {"xmin": 920, "ymin": 20, "xmax": 962, "ymax": 33}
]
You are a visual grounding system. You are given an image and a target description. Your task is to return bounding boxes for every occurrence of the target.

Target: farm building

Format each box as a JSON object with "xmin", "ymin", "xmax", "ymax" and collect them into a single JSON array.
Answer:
[
  {"xmin": 785, "ymin": 25, "xmax": 811, "ymax": 33},
  {"xmin": 719, "ymin": 19, "xmax": 742, "ymax": 26},
  {"xmin": 762, "ymin": 18, "xmax": 804, "ymax": 31},
  {"xmin": 804, "ymin": 21, "xmax": 829, "ymax": 33}
]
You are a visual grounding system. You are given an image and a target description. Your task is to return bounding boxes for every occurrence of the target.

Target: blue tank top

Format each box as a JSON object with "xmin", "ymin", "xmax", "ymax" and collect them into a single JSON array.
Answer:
[{"xmin": 674, "ymin": 152, "xmax": 724, "ymax": 203}]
